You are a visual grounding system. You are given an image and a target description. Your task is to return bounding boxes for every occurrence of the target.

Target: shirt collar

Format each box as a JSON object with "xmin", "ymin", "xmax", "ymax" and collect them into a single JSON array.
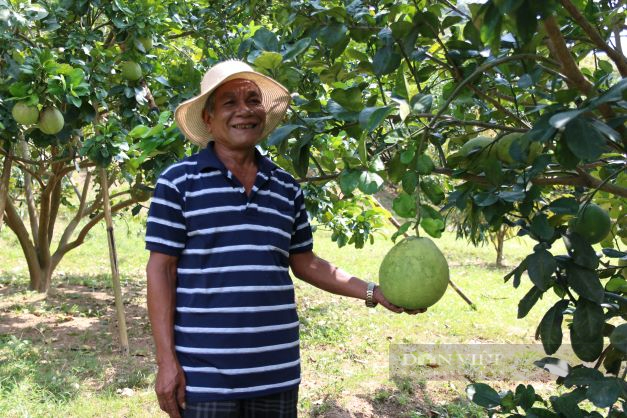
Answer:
[{"xmin": 197, "ymin": 143, "xmax": 278, "ymax": 175}]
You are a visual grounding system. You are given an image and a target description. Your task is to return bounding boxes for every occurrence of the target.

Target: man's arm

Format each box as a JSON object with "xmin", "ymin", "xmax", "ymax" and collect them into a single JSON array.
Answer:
[
  {"xmin": 147, "ymin": 251, "xmax": 186, "ymax": 418},
  {"xmin": 289, "ymin": 250, "xmax": 424, "ymax": 313}
]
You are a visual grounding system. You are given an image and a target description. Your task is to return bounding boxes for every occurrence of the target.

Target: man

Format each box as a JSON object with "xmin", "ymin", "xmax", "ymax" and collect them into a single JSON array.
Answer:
[{"xmin": 146, "ymin": 60, "xmax": 423, "ymax": 418}]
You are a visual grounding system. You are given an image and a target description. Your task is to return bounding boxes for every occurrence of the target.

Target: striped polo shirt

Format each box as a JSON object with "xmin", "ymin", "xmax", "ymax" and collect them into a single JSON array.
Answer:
[{"xmin": 145, "ymin": 144, "xmax": 313, "ymax": 402}]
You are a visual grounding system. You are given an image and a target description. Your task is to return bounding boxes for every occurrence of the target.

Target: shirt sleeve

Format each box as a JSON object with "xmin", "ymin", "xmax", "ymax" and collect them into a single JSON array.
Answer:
[
  {"xmin": 289, "ymin": 186, "xmax": 313, "ymax": 254},
  {"xmin": 145, "ymin": 174, "xmax": 187, "ymax": 256}
]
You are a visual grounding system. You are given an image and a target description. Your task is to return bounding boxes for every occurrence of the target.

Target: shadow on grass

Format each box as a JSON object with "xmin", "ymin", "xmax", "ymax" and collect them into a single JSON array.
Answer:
[
  {"xmin": 0, "ymin": 274, "xmax": 154, "ymax": 408},
  {"xmin": 305, "ymin": 377, "xmax": 486, "ymax": 418}
]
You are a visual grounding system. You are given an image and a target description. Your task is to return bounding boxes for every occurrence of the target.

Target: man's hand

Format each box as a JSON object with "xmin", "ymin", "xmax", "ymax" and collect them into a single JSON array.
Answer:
[
  {"xmin": 374, "ymin": 286, "xmax": 427, "ymax": 315},
  {"xmin": 155, "ymin": 358, "xmax": 186, "ymax": 418}
]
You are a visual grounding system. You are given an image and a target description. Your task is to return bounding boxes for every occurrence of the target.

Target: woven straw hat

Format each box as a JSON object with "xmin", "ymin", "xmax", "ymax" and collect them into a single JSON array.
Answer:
[{"xmin": 174, "ymin": 60, "xmax": 291, "ymax": 147}]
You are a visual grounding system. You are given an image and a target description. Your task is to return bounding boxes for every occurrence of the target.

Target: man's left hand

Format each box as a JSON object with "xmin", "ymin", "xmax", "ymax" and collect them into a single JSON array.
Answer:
[{"xmin": 373, "ymin": 286, "xmax": 427, "ymax": 314}]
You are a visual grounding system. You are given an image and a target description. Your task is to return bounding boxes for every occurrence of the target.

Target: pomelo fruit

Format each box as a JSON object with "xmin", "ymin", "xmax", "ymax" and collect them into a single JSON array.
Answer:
[
  {"xmin": 495, "ymin": 133, "xmax": 522, "ymax": 165},
  {"xmin": 460, "ymin": 136, "xmax": 494, "ymax": 158},
  {"xmin": 38, "ymin": 107, "xmax": 64, "ymax": 135},
  {"xmin": 138, "ymin": 36, "xmax": 153, "ymax": 51},
  {"xmin": 121, "ymin": 61, "xmax": 142, "ymax": 81},
  {"xmin": 12, "ymin": 101, "xmax": 40, "ymax": 125},
  {"xmin": 496, "ymin": 133, "xmax": 543, "ymax": 165},
  {"xmin": 459, "ymin": 136, "xmax": 496, "ymax": 172},
  {"xmin": 379, "ymin": 236, "xmax": 449, "ymax": 309},
  {"xmin": 569, "ymin": 203, "xmax": 612, "ymax": 244},
  {"xmin": 130, "ymin": 185, "xmax": 152, "ymax": 202}
]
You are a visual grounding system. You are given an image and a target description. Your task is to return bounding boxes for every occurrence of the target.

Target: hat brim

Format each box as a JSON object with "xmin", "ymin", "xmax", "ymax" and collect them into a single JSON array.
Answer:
[{"xmin": 174, "ymin": 71, "xmax": 291, "ymax": 147}]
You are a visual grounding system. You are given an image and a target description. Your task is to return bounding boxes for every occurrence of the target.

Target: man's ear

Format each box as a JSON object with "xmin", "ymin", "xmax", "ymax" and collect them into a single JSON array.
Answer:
[{"xmin": 202, "ymin": 109, "xmax": 212, "ymax": 132}]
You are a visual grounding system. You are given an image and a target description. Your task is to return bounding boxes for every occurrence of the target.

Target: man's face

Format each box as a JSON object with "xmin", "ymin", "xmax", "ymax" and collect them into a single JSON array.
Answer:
[{"xmin": 203, "ymin": 79, "xmax": 266, "ymax": 151}]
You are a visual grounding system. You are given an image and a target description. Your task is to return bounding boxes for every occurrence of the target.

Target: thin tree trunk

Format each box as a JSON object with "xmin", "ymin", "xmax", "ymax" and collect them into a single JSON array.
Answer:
[
  {"xmin": 100, "ymin": 168, "xmax": 130, "ymax": 354},
  {"xmin": 495, "ymin": 228, "xmax": 505, "ymax": 268},
  {"xmin": 0, "ymin": 145, "xmax": 12, "ymax": 232}
]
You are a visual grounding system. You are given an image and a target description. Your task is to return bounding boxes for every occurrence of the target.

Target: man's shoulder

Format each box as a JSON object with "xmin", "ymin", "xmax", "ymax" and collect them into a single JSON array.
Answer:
[
  {"xmin": 158, "ymin": 152, "xmax": 203, "ymax": 181},
  {"xmin": 270, "ymin": 166, "xmax": 300, "ymax": 187}
]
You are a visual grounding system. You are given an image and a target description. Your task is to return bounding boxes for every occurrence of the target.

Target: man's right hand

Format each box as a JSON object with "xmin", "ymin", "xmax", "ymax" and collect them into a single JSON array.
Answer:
[{"xmin": 155, "ymin": 359, "xmax": 186, "ymax": 418}]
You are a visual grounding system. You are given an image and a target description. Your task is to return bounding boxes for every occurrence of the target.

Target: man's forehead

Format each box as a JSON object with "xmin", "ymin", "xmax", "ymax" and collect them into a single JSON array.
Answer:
[{"xmin": 215, "ymin": 79, "xmax": 261, "ymax": 96}]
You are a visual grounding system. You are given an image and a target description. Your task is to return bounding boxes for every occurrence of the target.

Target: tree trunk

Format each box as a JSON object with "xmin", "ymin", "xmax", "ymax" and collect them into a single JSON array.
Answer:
[{"xmin": 495, "ymin": 227, "xmax": 505, "ymax": 268}]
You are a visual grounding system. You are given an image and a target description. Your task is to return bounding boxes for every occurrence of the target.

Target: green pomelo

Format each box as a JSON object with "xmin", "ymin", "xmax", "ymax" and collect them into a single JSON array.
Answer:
[
  {"xmin": 12, "ymin": 101, "xmax": 40, "ymax": 125},
  {"xmin": 38, "ymin": 107, "xmax": 64, "ymax": 135},
  {"xmin": 130, "ymin": 185, "xmax": 152, "ymax": 202},
  {"xmin": 460, "ymin": 136, "xmax": 494, "ymax": 158},
  {"xmin": 569, "ymin": 203, "xmax": 612, "ymax": 244},
  {"xmin": 138, "ymin": 36, "xmax": 153, "ymax": 51},
  {"xmin": 121, "ymin": 61, "xmax": 142, "ymax": 81},
  {"xmin": 496, "ymin": 133, "xmax": 543, "ymax": 165},
  {"xmin": 379, "ymin": 236, "xmax": 449, "ymax": 309},
  {"xmin": 495, "ymin": 133, "xmax": 522, "ymax": 164}
]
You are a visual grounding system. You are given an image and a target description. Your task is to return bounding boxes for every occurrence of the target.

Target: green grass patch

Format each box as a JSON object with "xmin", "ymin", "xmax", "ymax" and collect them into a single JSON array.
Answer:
[{"xmin": 0, "ymin": 218, "xmax": 566, "ymax": 417}]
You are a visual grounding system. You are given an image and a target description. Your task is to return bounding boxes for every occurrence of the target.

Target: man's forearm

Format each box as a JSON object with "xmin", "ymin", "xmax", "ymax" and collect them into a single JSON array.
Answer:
[
  {"xmin": 291, "ymin": 252, "xmax": 369, "ymax": 300},
  {"xmin": 147, "ymin": 253, "xmax": 178, "ymax": 364}
]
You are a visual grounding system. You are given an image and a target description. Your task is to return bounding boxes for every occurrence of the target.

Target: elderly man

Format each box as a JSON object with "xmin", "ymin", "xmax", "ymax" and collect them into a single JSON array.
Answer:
[{"xmin": 146, "ymin": 60, "xmax": 423, "ymax": 418}]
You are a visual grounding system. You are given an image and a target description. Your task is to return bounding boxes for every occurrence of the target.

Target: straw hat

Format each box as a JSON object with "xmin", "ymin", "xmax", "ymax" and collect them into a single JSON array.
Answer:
[{"xmin": 174, "ymin": 60, "xmax": 291, "ymax": 147}]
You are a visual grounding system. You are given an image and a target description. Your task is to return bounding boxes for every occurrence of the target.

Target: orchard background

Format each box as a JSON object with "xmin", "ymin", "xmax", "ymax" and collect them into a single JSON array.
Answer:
[{"xmin": 0, "ymin": 0, "xmax": 626, "ymax": 416}]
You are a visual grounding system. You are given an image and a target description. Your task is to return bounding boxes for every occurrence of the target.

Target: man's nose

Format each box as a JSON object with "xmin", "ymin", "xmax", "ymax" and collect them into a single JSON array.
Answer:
[{"xmin": 235, "ymin": 99, "xmax": 253, "ymax": 114}]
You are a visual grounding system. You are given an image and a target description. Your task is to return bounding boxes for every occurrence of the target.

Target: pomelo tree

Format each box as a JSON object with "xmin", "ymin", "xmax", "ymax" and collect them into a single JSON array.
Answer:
[
  {"xmin": 1, "ymin": 0, "xmax": 627, "ymax": 414},
  {"xmin": 236, "ymin": 0, "xmax": 626, "ymax": 415}
]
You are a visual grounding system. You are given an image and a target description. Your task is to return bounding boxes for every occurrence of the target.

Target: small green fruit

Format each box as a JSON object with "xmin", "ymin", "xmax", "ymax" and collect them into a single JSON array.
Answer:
[
  {"xmin": 130, "ymin": 185, "xmax": 152, "ymax": 202},
  {"xmin": 496, "ymin": 133, "xmax": 543, "ymax": 165},
  {"xmin": 12, "ymin": 101, "xmax": 40, "ymax": 125},
  {"xmin": 121, "ymin": 61, "xmax": 142, "ymax": 81},
  {"xmin": 138, "ymin": 36, "xmax": 153, "ymax": 51},
  {"xmin": 38, "ymin": 107, "xmax": 64, "ymax": 135},
  {"xmin": 460, "ymin": 136, "xmax": 495, "ymax": 158},
  {"xmin": 569, "ymin": 203, "xmax": 612, "ymax": 244},
  {"xmin": 379, "ymin": 236, "xmax": 449, "ymax": 309}
]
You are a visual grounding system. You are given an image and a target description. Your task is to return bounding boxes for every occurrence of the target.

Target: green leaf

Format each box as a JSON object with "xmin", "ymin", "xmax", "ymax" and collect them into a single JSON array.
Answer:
[
  {"xmin": 549, "ymin": 109, "xmax": 586, "ymax": 130},
  {"xmin": 283, "ymin": 38, "xmax": 311, "ymax": 61},
  {"xmin": 267, "ymin": 125, "xmax": 303, "ymax": 146},
  {"xmin": 420, "ymin": 179, "xmax": 445, "ymax": 205},
  {"xmin": 254, "ymin": 51, "xmax": 283, "ymax": 71},
  {"xmin": 530, "ymin": 214, "xmax": 555, "ymax": 242},
  {"xmin": 319, "ymin": 22, "xmax": 348, "ymax": 48},
  {"xmin": 586, "ymin": 377, "xmax": 622, "ymax": 408},
  {"xmin": 609, "ymin": 324, "xmax": 627, "ymax": 353},
  {"xmin": 330, "ymin": 86, "xmax": 364, "ymax": 112},
  {"xmin": 539, "ymin": 299, "xmax": 569, "ymax": 355},
  {"xmin": 548, "ymin": 198, "xmax": 579, "ymax": 215},
  {"xmin": 252, "ymin": 28, "xmax": 279, "ymax": 51},
  {"xmin": 409, "ymin": 93, "xmax": 433, "ymax": 114},
  {"xmin": 563, "ymin": 366, "xmax": 604, "ymax": 387},
  {"xmin": 571, "ymin": 299, "xmax": 605, "ymax": 362},
  {"xmin": 565, "ymin": 262, "xmax": 604, "ymax": 303},
  {"xmin": 527, "ymin": 250, "xmax": 557, "ymax": 291},
  {"xmin": 563, "ymin": 232, "xmax": 599, "ymax": 270},
  {"xmin": 357, "ymin": 171, "xmax": 383, "ymax": 195},
  {"xmin": 401, "ymin": 171, "xmax": 418, "ymax": 194},
  {"xmin": 339, "ymin": 169, "xmax": 362, "ymax": 195},
  {"xmin": 466, "ymin": 383, "xmax": 501, "ymax": 408},
  {"xmin": 563, "ymin": 118, "xmax": 608, "ymax": 162},
  {"xmin": 373, "ymin": 44, "xmax": 401, "ymax": 76},
  {"xmin": 392, "ymin": 192, "xmax": 417, "ymax": 218},
  {"xmin": 359, "ymin": 106, "xmax": 394, "ymax": 132},
  {"xmin": 518, "ymin": 286, "xmax": 544, "ymax": 319},
  {"xmin": 415, "ymin": 154, "xmax": 435, "ymax": 175},
  {"xmin": 421, "ymin": 216, "xmax": 444, "ymax": 238}
]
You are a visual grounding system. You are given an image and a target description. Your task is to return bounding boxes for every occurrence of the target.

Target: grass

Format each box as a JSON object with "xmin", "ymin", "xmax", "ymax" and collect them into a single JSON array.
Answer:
[{"xmin": 0, "ymin": 214, "xmax": 568, "ymax": 417}]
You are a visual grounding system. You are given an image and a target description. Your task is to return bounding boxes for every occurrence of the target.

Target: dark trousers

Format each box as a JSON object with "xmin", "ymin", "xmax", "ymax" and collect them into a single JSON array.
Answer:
[{"xmin": 182, "ymin": 387, "xmax": 299, "ymax": 418}]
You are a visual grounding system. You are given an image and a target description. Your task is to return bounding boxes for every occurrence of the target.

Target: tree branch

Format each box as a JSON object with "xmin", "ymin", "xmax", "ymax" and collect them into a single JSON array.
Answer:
[
  {"xmin": 560, "ymin": 0, "xmax": 627, "ymax": 77},
  {"xmin": 543, "ymin": 15, "xmax": 595, "ymax": 96},
  {"xmin": 53, "ymin": 198, "xmax": 138, "ymax": 264},
  {"xmin": 0, "ymin": 147, "xmax": 12, "ymax": 231}
]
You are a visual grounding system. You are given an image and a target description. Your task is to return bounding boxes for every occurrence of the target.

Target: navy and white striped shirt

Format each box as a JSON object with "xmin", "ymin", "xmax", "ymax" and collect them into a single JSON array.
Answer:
[{"xmin": 145, "ymin": 144, "xmax": 313, "ymax": 402}]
